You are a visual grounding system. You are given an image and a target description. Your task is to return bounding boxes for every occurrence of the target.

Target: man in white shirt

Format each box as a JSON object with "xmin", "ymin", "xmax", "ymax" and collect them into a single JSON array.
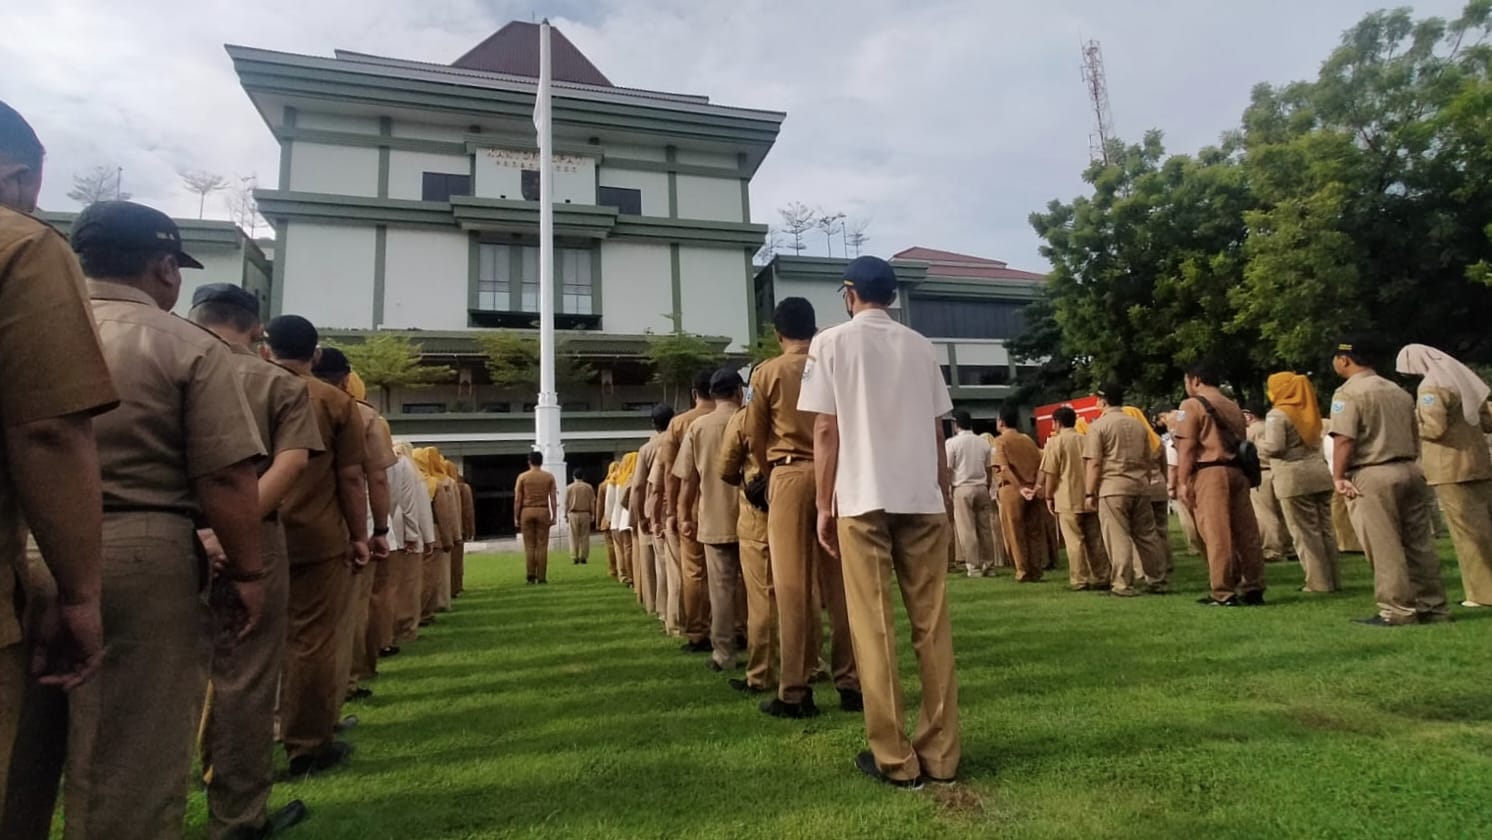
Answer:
[
  {"xmin": 945, "ymin": 410, "xmax": 996, "ymax": 577},
  {"xmin": 799, "ymin": 255, "xmax": 959, "ymax": 790}
]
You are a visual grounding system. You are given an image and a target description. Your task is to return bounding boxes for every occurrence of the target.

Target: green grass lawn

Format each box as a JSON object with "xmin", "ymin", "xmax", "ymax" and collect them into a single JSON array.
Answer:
[{"xmin": 181, "ymin": 531, "xmax": 1492, "ymax": 840}]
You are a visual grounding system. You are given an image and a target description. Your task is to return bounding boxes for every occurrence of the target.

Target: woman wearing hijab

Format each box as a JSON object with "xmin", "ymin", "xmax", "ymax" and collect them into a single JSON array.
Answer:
[
  {"xmin": 1261, "ymin": 373, "xmax": 1340, "ymax": 592},
  {"xmin": 1396, "ymin": 344, "xmax": 1492, "ymax": 607},
  {"xmin": 412, "ymin": 447, "xmax": 453, "ymax": 620},
  {"xmin": 597, "ymin": 461, "xmax": 618, "ymax": 579},
  {"xmin": 609, "ymin": 453, "xmax": 638, "ymax": 588},
  {"xmin": 390, "ymin": 441, "xmax": 436, "ymax": 643},
  {"xmin": 979, "ymin": 432, "xmax": 1009, "ymax": 569},
  {"xmin": 1122, "ymin": 405, "xmax": 1174, "ymax": 577}
]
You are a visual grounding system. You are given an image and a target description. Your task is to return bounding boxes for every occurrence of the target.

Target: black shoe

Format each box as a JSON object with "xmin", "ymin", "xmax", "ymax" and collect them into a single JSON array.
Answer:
[
  {"xmin": 923, "ymin": 773, "xmax": 957, "ymax": 786},
  {"xmin": 1239, "ymin": 591, "xmax": 1266, "ymax": 606},
  {"xmin": 1353, "ymin": 615, "xmax": 1412, "ymax": 627},
  {"xmin": 729, "ymin": 678, "xmax": 770, "ymax": 695},
  {"xmin": 526, "ymin": 577, "xmax": 535, "ymax": 585},
  {"xmin": 734, "ymin": 633, "xmax": 748, "ymax": 650},
  {"xmin": 1198, "ymin": 596, "xmax": 1239, "ymax": 607},
  {"xmin": 286, "ymin": 741, "xmax": 354, "ymax": 778},
  {"xmin": 680, "ymin": 639, "xmax": 712, "ymax": 654},
  {"xmin": 1091, "ymin": 583, "xmax": 1112, "ymax": 591},
  {"xmin": 854, "ymin": 750, "xmax": 924, "ymax": 790},
  {"xmin": 1110, "ymin": 588, "xmax": 1141, "ymax": 598},
  {"xmin": 1419, "ymin": 613, "xmax": 1454, "ymax": 625},
  {"xmin": 1067, "ymin": 584, "xmax": 1090, "ymax": 592},
  {"xmin": 760, "ymin": 697, "xmax": 821, "ymax": 719},
  {"xmin": 708, "ymin": 659, "xmax": 736, "ymax": 673},
  {"xmin": 333, "ymin": 714, "xmax": 358, "ymax": 733},
  {"xmin": 348, "ymin": 687, "xmax": 373, "ymax": 702},
  {"xmin": 379, "ymin": 646, "xmax": 400, "ymax": 658},
  {"xmin": 839, "ymin": 689, "xmax": 865, "ymax": 712},
  {"xmin": 418, "ymin": 618, "xmax": 435, "ymax": 627},
  {"xmin": 267, "ymin": 799, "xmax": 309, "ymax": 834},
  {"xmin": 537, "ymin": 579, "xmax": 548, "ymax": 584}
]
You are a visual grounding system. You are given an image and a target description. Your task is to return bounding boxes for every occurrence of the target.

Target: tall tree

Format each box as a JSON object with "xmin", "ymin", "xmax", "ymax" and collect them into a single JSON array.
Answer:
[
  {"xmin": 67, "ymin": 165, "xmax": 128, "ymax": 206},
  {"xmin": 815, "ymin": 210, "xmax": 845, "ymax": 257},
  {"xmin": 845, "ymin": 217, "xmax": 871, "ymax": 257},
  {"xmin": 224, "ymin": 174, "xmax": 264, "ymax": 235},
  {"xmin": 330, "ymin": 335, "xmax": 455, "ymax": 413},
  {"xmin": 643, "ymin": 331, "xmax": 724, "ymax": 408},
  {"xmin": 777, "ymin": 202, "xmax": 817, "ymax": 256},
  {"xmin": 180, "ymin": 170, "xmax": 228, "ymax": 219},
  {"xmin": 477, "ymin": 333, "xmax": 593, "ymax": 389}
]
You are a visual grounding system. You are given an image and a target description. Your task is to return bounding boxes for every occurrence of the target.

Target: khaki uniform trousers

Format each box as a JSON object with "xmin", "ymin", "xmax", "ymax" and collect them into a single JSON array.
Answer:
[
  {"xmin": 3, "ymin": 513, "xmax": 209, "ymax": 840},
  {"xmin": 1193, "ymin": 467, "xmax": 1266, "ymax": 602},
  {"xmin": 837, "ymin": 511, "xmax": 959, "ymax": 784},
  {"xmin": 1058, "ymin": 511, "xmax": 1111, "ymax": 587},
  {"xmin": 676, "ymin": 528, "xmax": 711, "ymax": 644},
  {"xmin": 283, "ymin": 553, "xmax": 354, "ymax": 762},
  {"xmin": 1434, "ymin": 479, "xmax": 1492, "ymax": 605},
  {"xmin": 363, "ymin": 555, "xmax": 393, "ymax": 671},
  {"xmin": 378, "ymin": 549, "xmax": 414, "ymax": 648},
  {"xmin": 1252, "ymin": 471, "xmax": 1292, "ymax": 561},
  {"xmin": 420, "ymin": 549, "xmax": 446, "ymax": 622},
  {"xmin": 1278, "ymin": 492, "xmax": 1340, "ymax": 592},
  {"xmin": 520, "ymin": 508, "xmax": 552, "ymax": 582},
  {"xmin": 1331, "ymin": 492, "xmax": 1363, "ymax": 553},
  {"xmin": 1097, "ymin": 495, "xmax": 1168, "ymax": 593},
  {"xmin": 652, "ymin": 529, "xmax": 670, "ymax": 623},
  {"xmin": 768, "ymin": 462, "xmax": 857, "ymax": 704},
  {"xmin": 437, "ymin": 544, "xmax": 453, "ymax": 610},
  {"xmin": 339, "ymin": 563, "xmax": 377, "ymax": 693},
  {"xmin": 1150, "ymin": 500, "xmax": 1175, "ymax": 573},
  {"xmin": 657, "ymin": 529, "xmax": 684, "ymax": 636},
  {"xmin": 1346, "ymin": 462, "xmax": 1448, "ymax": 622},
  {"xmin": 602, "ymin": 530, "xmax": 618, "ymax": 578},
  {"xmin": 393, "ymin": 548, "xmax": 424, "ymax": 643},
  {"xmin": 997, "ymin": 485, "xmax": 1050, "ymax": 581},
  {"xmin": 703, "ymin": 542, "xmax": 742, "ymax": 669},
  {"xmin": 451, "ymin": 542, "xmax": 465, "ymax": 598},
  {"xmin": 567, "ymin": 512, "xmax": 593, "ymax": 562},
  {"xmin": 1176, "ymin": 499, "xmax": 1205, "ymax": 555},
  {"xmin": 952, "ymin": 484, "xmax": 998, "ymax": 576},
  {"xmin": 204, "ymin": 520, "xmax": 290, "ymax": 840},
  {"xmin": 739, "ymin": 536, "xmax": 776, "ymax": 689},
  {"xmin": 0, "ymin": 642, "xmax": 22, "ymax": 815},
  {"xmin": 616, "ymin": 529, "xmax": 635, "ymax": 586},
  {"xmin": 634, "ymin": 532, "xmax": 658, "ymax": 615}
]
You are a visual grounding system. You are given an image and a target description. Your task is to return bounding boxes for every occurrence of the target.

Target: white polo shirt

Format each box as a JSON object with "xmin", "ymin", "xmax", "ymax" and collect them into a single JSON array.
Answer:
[
  {"xmin": 945, "ymin": 430, "xmax": 991, "ymax": 488},
  {"xmin": 798, "ymin": 308, "xmax": 953, "ymax": 517}
]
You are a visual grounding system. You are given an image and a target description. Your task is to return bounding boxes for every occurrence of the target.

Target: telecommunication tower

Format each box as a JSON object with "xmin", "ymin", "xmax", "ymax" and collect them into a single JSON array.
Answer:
[{"xmin": 1081, "ymin": 40, "xmax": 1117, "ymax": 165}]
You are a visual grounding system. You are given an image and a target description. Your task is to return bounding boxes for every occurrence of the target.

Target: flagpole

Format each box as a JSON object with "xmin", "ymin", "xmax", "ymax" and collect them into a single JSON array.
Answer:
[{"xmin": 534, "ymin": 19, "xmax": 567, "ymax": 535}]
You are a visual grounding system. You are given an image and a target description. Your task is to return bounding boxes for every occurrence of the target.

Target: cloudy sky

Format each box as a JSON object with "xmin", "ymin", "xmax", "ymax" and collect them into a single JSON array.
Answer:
[{"xmin": 3, "ymin": 0, "xmax": 1469, "ymax": 269}]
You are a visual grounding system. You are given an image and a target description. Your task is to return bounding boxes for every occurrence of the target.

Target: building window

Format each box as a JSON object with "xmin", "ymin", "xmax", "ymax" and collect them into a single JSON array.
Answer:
[
  {"xmin": 402, "ymin": 402, "xmax": 447, "ymax": 414},
  {"xmin": 480, "ymin": 402, "xmax": 511, "ymax": 413},
  {"xmin": 957, "ymin": 365, "xmax": 1012, "ymax": 387},
  {"xmin": 519, "ymin": 246, "xmax": 540, "ymax": 311},
  {"xmin": 477, "ymin": 244, "xmax": 512, "ymax": 311},
  {"xmin": 422, "ymin": 172, "xmax": 471, "ymax": 202},
  {"xmin": 940, "ymin": 365, "xmax": 952, "ymax": 385},
  {"xmin": 560, "ymin": 248, "xmax": 593, "ymax": 315},
  {"xmin": 521, "ymin": 169, "xmax": 540, "ymax": 201},
  {"xmin": 910, "ymin": 298, "xmax": 1029, "ymax": 340},
  {"xmin": 597, "ymin": 186, "xmax": 642, "ymax": 215}
]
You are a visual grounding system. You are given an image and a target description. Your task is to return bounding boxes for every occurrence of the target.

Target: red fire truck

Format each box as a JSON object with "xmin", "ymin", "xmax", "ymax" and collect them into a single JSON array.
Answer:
[{"xmin": 1032, "ymin": 395, "xmax": 1103, "ymax": 446}]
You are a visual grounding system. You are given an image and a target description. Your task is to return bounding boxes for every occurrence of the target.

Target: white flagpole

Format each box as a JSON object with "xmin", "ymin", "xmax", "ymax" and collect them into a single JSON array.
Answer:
[{"xmin": 534, "ymin": 19, "xmax": 566, "ymax": 538}]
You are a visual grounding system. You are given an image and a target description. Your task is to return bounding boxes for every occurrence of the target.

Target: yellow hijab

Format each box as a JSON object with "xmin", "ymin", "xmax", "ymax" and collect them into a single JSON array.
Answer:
[
  {"xmin": 1074, "ymin": 416, "xmax": 1090, "ymax": 435},
  {"xmin": 614, "ymin": 452, "xmax": 638, "ymax": 486},
  {"xmin": 1266, "ymin": 372, "xmax": 1323, "ymax": 448},
  {"xmin": 1121, "ymin": 406, "xmax": 1162, "ymax": 454},
  {"xmin": 442, "ymin": 459, "xmax": 460, "ymax": 482},
  {"xmin": 345, "ymin": 370, "xmax": 368, "ymax": 402},
  {"xmin": 412, "ymin": 447, "xmax": 445, "ymax": 499}
]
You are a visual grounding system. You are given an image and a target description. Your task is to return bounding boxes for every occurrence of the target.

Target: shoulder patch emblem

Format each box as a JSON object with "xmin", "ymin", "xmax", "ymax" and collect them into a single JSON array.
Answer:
[
  {"xmin": 1422, "ymin": 394, "xmax": 1436, "ymax": 406},
  {"xmin": 1174, "ymin": 410, "xmax": 1186, "ymax": 421},
  {"xmin": 801, "ymin": 358, "xmax": 815, "ymax": 383},
  {"xmin": 1331, "ymin": 400, "xmax": 1345, "ymax": 415}
]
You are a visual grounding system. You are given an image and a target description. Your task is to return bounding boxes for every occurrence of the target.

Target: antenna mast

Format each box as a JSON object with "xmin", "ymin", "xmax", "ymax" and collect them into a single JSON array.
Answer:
[{"xmin": 1081, "ymin": 40, "xmax": 1117, "ymax": 165}]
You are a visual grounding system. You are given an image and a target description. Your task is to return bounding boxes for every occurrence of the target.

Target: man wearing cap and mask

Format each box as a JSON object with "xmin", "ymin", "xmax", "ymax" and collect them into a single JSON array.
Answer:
[
  {"xmin": 0, "ymin": 102, "xmax": 119, "ymax": 833},
  {"xmin": 675, "ymin": 369, "xmax": 748, "ymax": 674},
  {"xmin": 5, "ymin": 201, "xmax": 266, "ymax": 840},
  {"xmin": 800, "ymin": 255, "xmax": 959, "ymax": 789},
  {"xmin": 1330, "ymin": 338, "xmax": 1448, "ymax": 625},
  {"xmin": 261, "ymin": 315, "xmax": 368, "ymax": 776},
  {"xmin": 188, "ymin": 283, "xmax": 322, "ymax": 839}
]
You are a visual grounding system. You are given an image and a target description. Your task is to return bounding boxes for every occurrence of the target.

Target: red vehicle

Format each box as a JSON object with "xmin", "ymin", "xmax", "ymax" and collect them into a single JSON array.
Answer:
[{"xmin": 1033, "ymin": 395, "xmax": 1102, "ymax": 446}]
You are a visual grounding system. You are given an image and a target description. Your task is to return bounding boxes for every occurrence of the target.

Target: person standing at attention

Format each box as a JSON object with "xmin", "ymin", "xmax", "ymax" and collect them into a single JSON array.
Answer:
[
  {"xmin": 1084, "ymin": 384, "xmax": 1169, "ymax": 597},
  {"xmin": 800, "ymin": 255, "xmax": 959, "ymax": 789},
  {"xmin": 1259, "ymin": 372, "xmax": 1340, "ymax": 593},
  {"xmin": 515, "ymin": 451, "xmax": 557, "ymax": 584},
  {"xmin": 1395, "ymin": 344, "xmax": 1492, "ymax": 609},
  {"xmin": 660, "ymin": 370, "xmax": 718, "ymax": 654},
  {"xmin": 567, "ymin": 470, "xmax": 596, "ymax": 566},
  {"xmin": 1245, "ymin": 405, "xmax": 1292, "ymax": 563},
  {"xmin": 945, "ymin": 411, "xmax": 998, "ymax": 578},
  {"xmin": 992, "ymin": 409, "xmax": 1050, "ymax": 582},
  {"xmin": 1042, "ymin": 406, "xmax": 1111, "ymax": 591},
  {"xmin": 631, "ymin": 408, "xmax": 675, "ymax": 619}
]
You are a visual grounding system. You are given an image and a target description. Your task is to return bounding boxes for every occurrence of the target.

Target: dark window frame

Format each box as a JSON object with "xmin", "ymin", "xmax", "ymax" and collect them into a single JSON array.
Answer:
[
  {"xmin": 597, "ymin": 185, "xmax": 642, "ymax": 215},
  {"xmin": 421, "ymin": 171, "xmax": 472, "ymax": 203},
  {"xmin": 910, "ymin": 297, "xmax": 1029, "ymax": 341}
]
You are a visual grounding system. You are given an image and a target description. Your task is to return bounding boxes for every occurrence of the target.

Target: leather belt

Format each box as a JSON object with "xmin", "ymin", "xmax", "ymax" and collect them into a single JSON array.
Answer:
[
  {"xmin": 104, "ymin": 505, "xmax": 193, "ymax": 518},
  {"xmin": 770, "ymin": 455, "xmax": 812, "ymax": 466}
]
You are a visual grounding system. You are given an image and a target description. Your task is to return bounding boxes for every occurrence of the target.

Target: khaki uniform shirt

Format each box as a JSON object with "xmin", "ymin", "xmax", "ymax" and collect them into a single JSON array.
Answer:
[
  {"xmin": 567, "ymin": 481, "xmax": 596, "ymax": 517},
  {"xmin": 356, "ymin": 402, "xmax": 397, "ymax": 475},
  {"xmin": 1083, "ymin": 409, "xmax": 1151, "ymax": 497},
  {"xmin": 515, "ymin": 469, "xmax": 556, "ymax": 511},
  {"xmin": 228, "ymin": 347, "xmax": 323, "ymax": 476},
  {"xmin": 1039, "ymin": 428, "xmax": 1087, "ymax": 514},
  {"xmin": 629, "ymin": 435, "xmax": 661, "ymax": 528},
  {"xmin": 0, "ymin": 210, "xmax": 118, "ymax": 647},
  {"xmin": 434, "ymin": 479, "xmax": 461, "ymax": 546},
  {"xmin": 89, "ymin": 281, "xmax": 264, "ymax": 515},
  {"xmin": 1175, "ymin": 387, "xmax": 1247, "ymax": 466},
  {"xmin": 746, "ymin": 350, "xmax": 814, "ymax": 464},
  {"xmin": 673, "ymin": 403, "xmax": 740, "ymax": 545},
  {"xmin": 1330, "ymin": 372, "xmax": 1419, "ymax": 470},
  {"xmin": 992, "ymin": 429, "xmax": 1042, "ymax": 490},
  {"xmin": 459, "ymin": 481, "xmax": 476, "ymax": 540},
  {"xmin": 281, "ymin": 374, "xmax": 366, "ymax": 563},
  {"xmin": 945, "ymin": 431, "xmax": 992, "ymax": 489},
  {"xmin": 1414, "ymin": 385, "xmax": 1492, "ymax": 485},
  {"xmin": 660, "ymin": 404, "xmax": 713, "ymax": 514},
  {"xmin": 719, "ymin": 407, "xmax": 767, "ymax": 543},
  {"xmin": 1259, "ymin": 408, "xmax": 1334, "ymax": 498}
]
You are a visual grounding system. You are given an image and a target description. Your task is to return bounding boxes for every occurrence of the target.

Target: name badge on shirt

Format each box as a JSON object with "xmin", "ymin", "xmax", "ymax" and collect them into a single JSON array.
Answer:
[
  {"xmin": 1422, "ymin": 394, "xmax": 1436, "ymax": 406},
  {"xmin": 1331, "ymin": 400, "xmax": 1345, "ymax": 415}
]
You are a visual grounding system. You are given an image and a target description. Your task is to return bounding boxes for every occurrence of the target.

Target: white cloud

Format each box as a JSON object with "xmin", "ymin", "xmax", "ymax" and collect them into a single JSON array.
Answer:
[{"xmin": 1, "ymin": 0, "xmax": 1470, "ymax": 267}]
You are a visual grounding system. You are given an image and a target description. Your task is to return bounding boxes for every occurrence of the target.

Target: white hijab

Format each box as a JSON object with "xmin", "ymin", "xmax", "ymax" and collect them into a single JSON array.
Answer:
[{"xmin": 1396, "ymin": 344, "xmax": 1490, "ymax": 426}]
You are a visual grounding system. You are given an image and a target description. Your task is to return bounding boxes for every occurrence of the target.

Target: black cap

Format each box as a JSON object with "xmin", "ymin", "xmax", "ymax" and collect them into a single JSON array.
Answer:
[
  {"xmin": 191, "ymin": 282, "xmax": 259, "ymax": 316},
  {"xmin": 71, "ymin": 201, "xmax": 204, "ymax": 269},
  {"xmin": 313, "ymin": 346, "xmax": 352, "ymax": 377},
  {"xmin": 842, "ymin": 256, "xmax": 898, "ymax": 301},
  {"xmin": 709, "ymin": 368, "xmax": 744, "ymax": 396}
]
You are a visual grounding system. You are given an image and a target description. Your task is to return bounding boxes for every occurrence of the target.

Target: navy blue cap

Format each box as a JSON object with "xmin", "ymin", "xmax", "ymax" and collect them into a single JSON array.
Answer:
[
  {"xmin": 191, "ymin": 282, "xmax": 259, "ymax": 316},
  {"xmin": 709, "ymin": 368, "xmax": 744, "ymax": 395},
  {"xmin": 71, "ymin": 201, "xmax": 204, "ymax": 269},
  {"xmin": 842, "ymin": 256, "xmax": 897, "ymax": 301}
]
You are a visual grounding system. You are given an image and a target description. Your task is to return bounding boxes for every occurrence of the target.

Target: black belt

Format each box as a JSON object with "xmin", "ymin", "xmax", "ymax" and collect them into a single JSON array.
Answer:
[
  {"xmin": 770, "ymin": 455, "xmax": 812, "ymax": 466},
  {"xmin": 103, "ymin": 505, "xmax": 193, "ymax": 518},
  {"xmin": 263, "ymin": 511, "xmax": 279, "ymax": 523},
  {"xmin": 1354, "ymin": 457, "xmax": 1414, "ymax": 470}
]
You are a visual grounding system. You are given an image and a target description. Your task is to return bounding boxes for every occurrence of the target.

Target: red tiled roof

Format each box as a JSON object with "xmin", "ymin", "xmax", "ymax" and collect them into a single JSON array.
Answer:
[
  {"xmin": 452, "ymin": 21, "xmax": 613, "ymax": 87},
  {"xmin": 893, "ymin": 246, "xmax": 1046, "ymax": 282}
]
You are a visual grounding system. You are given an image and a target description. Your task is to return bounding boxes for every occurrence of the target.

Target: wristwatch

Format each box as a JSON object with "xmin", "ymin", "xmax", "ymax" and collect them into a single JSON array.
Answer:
[{"xmin": 372, "ymin": 526, "xmax": 390, "ymax": 537}]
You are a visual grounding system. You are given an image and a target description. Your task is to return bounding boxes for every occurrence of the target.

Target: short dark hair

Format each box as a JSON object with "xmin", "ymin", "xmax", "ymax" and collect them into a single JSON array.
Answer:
[
  {"xmin": 77, "ymin": 246, "xmax": 169, "ymax": 281},
  {"xmin": 264, "ymin": 315, "xmax": 319, "ymax": 362},
  {"xmin": 1186, "ymin": 361, "xmax": 1223, "ymax": 387},
  {"xmin": 1053, "ymin": 406, "xmax": 1078, "ymax": 428},
  {"xmin": 313, "ymin": 347, "xmax": 352, "ymax": 383},
  {"xmin": 709, "ymin": 368, "xmax": 744, "ymax": 398},
  {"xmin": 773, "ymin": 297, "xmax": 816, "ymax": 341},
  {"xmin": 0, "ymin": 101, "xmax": 44, "ymax": 169},
  {"xmin": 952, "ymin": 409, "xmax": 973, "ymax": 430},
  {"xmin": 189, "ymin": 300, "xmax": 258, "ymax": 334},
  {"xmin": 692, "ymin": 369, "xmax": 714, "ymax": 399},
  {"xmin": 650, "ymin": 403, "xmax": 676, "ymax": 432},
  {"xmin": 573, "ymin": 469, "xmax": 586, "ymax": 482},
  {"xmin": 529, "ymin": 450, "xmax": 544, "ymax": 467},
  {"xmin": 857, "ymin": 285, "xmax": 896, "ymax": 306},
  {"xmin": 1098, "ymin": 382, "xmax": 1125, "ymax": 406},
  {"xmin": 999, "ymin": 406, "xmax": 1021, "ymax": 429}
]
